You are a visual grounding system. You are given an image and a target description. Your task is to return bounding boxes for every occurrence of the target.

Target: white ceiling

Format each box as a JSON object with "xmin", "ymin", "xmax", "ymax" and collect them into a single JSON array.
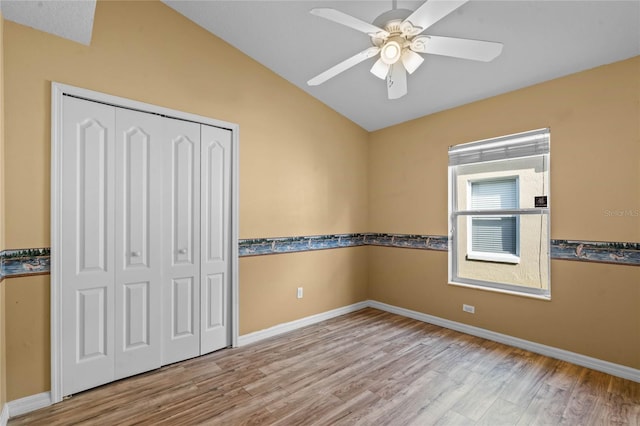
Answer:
[
  {"xmin": 0, "ymin": 0, "xmax": 95, "ymax": 46},
  {"xmin": 2, "ymin": 0, "xmax": 638, "ymax": 131},
  {"xmin": 162, "ymin": 0, "xmax": 640, "ymax": 131}
]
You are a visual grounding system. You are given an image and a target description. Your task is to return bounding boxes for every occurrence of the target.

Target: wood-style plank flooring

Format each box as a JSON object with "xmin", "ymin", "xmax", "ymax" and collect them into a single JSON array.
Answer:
[{"xmin": 10, "ymin": 308, "xmax": 640, "ymax": 425}]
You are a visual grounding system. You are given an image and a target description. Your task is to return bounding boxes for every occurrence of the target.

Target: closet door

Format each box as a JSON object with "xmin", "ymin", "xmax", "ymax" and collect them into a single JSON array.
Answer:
[
  {"xmin": 200, "ymin": 125, "xmax": 232, "ymax": 353},
  {"xmin": 61, "ymin": 96, "xmax": 116, "ymax": 395},
  {"xmin": 162, "ymin": 118, "xmax": 202, "ymax": 365},
  {"xmin": 114, "ymin": 108, "xmax": 164, "ymax": 379}
]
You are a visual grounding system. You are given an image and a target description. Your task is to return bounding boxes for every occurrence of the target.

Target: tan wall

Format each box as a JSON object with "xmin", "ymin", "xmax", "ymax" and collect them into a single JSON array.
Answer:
[
  {"xmin": 4, "ymin": 1, "xmax": 369, "ymax": 247},
  {"xmin": 5, "ymin": 276, "xmax": 50, "ymax": 400},
  {"xmin": 0, "ymin": 283, "xmax": 5, "ymax": 409},
  {"xmin": 0, "ymin": 8, "xmax": 4, "ymax": 252},
  {"xmin": 240, "ymin": 247, "xmax": 369, "ymax": 335},
  {"xmin": 1, "ymin": 9, "xmax": 7, "ymax": 410},
  {"xmin": 369, "ymin": 247, "xmax": 639, "ymax": 368},
  {"xmin": 2, "ymin": 1, "xmax": 369, "ymax": 401},
  {"xmin": 370, "ymin": 57, "xmax": 640, "ymax": 241},
  {"xmin": 369, "ymin": 56, "xmax": 640, "ymax": 369}
]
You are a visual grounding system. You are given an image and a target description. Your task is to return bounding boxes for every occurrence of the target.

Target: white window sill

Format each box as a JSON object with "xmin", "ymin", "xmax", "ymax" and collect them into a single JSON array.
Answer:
[{"xmin": 466, "ymin": 252, "xmax": 520, "ymax": 264}]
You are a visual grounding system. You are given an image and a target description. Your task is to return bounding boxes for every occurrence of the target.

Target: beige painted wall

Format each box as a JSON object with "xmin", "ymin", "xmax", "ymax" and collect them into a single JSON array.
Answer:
[
  {"xmin": 0, "ymin": 9, "xmax": 4, "ymax": 252},
  {"xmin": 370, "ymin": 56, "xmax": 640, "ymax": 241},
  {"xmin": 369, "ymin": 57, "xmax": 640, "ymax": 369},
  {"xmin": 4, "ymin": 1, "xmax": 369, "ymax": 247},
  {"xmin": 2, "ymin": 1, "xmax": 369, "ymax": 401},
  {"xmin": 240, "ymin": 247, "xmax": 369, "ymax": 335},
  {"xmin": 0, "ymin": 283, "xmax": 5, "ymax": 409},
  {"xmin": 369, "ymin": 247, "xmax": 639, "ymax": 368},
  {"xmin": 5, "ymin": 276, "xmax": 49, "ymax": 400},
  {"xmin": 1, "ymin": 9, "xmax": 7, "ymax": 409}
]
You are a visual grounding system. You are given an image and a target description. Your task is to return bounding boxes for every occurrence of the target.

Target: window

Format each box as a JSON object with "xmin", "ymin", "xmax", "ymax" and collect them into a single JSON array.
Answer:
[
  {"xmin": 467, "ymin": 178, "xmax": 519, "ymax": 263},
  {"xmin": 448, "ymin": 129, "xmax": 550, "ymax": 298}
]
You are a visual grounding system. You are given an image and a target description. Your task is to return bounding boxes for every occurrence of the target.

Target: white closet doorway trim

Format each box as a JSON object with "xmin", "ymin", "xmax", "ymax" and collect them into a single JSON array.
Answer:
[{"xmin": 50, "ymin": 82, "xmax": 240, "ymax": 404}]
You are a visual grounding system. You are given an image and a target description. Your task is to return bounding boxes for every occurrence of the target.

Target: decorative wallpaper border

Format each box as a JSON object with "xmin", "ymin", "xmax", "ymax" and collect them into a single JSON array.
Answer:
[
  {"xmin": 364, "ymin": 233, "xmax": 449, "ymax": 251},
  {"xmin": 239, "ymin": 234, "xmax": 640, "ymax": 266},
  {"xmin": 0, "ymin": 248, "xmax": 51, "ymax": 281},
  {"xmin": 239, "ymin": 234, "xmax": 368, "ymax": 256},
  {"xmin": 550, "ymin": 240, "xmax": 640, "ymax": 265},
  {"xmin": 1, "ymin": 235, "xmax": 637, "ymax": 280}
]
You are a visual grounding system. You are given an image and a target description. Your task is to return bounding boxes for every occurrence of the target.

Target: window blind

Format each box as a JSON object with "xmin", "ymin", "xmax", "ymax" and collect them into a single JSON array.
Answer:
[
  {"xmin": 449, "ymin": 128, "xmax": 549, "ymax": 166},
  {"xmin": 470, "ymin": 179, "xmax": 518, "ymax": 255},
  {"xmin": 471, "ymin": 217, "xmax": 517, "ymax": 254},
  {"xmin": 471, "ymin": 179, "xmax": 517, "ymax": 209}
]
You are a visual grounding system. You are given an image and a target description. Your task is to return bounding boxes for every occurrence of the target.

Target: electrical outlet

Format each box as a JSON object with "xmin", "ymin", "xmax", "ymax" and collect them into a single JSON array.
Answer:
[
  {"xmin": 463, "ymin": 304, "xmax": 475, "ymax": 314},
  {"xmin": 297, "ymin": 287, "xmax": 303, "ymax": 299}
]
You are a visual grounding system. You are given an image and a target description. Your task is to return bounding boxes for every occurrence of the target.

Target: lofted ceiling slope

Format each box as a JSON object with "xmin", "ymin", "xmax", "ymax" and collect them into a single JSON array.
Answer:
[{"xmin": 2, "ymin": 0, "xmax": 639, "ymax": 131}]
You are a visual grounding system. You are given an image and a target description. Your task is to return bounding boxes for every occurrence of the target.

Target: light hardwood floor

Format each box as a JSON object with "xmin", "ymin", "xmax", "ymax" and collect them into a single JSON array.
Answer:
[{"xmin": 10, "ymin": 308, "xmax": 640, "ymax": 425}]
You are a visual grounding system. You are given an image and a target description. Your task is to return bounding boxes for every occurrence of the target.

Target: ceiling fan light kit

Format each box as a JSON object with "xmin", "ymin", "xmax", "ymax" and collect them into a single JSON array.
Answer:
[
  {"xmin": 380, "ymin": 39, "xmax": 403, "ymax": 64},
  {"xmin": 307, "ymin": 0, "xmax": 504, "ymax": 100},
  {"xmin": 401, "ymin": 49, "xmax": 425, "ymax": 74}
]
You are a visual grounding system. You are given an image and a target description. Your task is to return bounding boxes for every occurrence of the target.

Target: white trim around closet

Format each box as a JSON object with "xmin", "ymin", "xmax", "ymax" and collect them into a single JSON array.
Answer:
[{"xmin": 50, "ymin": 82, "xmax": 240, "ymax": 404}]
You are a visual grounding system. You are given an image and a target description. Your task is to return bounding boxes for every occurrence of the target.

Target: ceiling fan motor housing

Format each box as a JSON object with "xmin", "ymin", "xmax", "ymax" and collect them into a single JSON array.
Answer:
[{"xmin": 372, "ymin": 8, "xmax": 413, "ymax": 29}]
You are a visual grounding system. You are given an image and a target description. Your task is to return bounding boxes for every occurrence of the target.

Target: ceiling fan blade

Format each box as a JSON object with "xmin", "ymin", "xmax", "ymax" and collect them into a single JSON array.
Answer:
[
  {"xmin": 370, "ymin": 58, "xmax": 390, "ymax": 80},
  {"xmin": 418, "ymin": 35, "xmax": 503, "ymax": 62},
  {"xmin": 387, "ymin": 63, "xmax": 407, "ymax": 100},
  {"xmin": 403, "ymin": 0, "xmax": 469, "ymax": 33},
  {"xmin": 401, "ymin": 50, "xmax": 424, "ymax": 74},
  {"xmin": 311, "ymin": 8, "xmax": 389, "ymax": 37},
  {"xmin": 307, "ymin": 47, "xmax": 380, "ymax": 86}
]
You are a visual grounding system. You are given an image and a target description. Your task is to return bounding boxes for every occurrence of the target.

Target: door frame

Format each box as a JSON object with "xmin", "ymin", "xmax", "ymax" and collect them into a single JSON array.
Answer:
[{"xmin": 50, "ymin": 82, "xmax": 240, "ymax": 403}]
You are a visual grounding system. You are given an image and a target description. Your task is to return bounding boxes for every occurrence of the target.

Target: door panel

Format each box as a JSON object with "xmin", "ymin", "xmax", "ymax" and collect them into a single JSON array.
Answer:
[
  {"xmin": 77, "ymin": 119, "xmax": 109, "ymax": 273},
  {"xmin": 172, "ymin": 136, "xmax": 196, "ymax": 266},
  {"xmin": 200, "ymin": 125, "xmax": 232, "ymax": 354},
  {"xmin": 172, "ymin": 277, "xmax": 195, "ymax": 337},
  {"xmin": 123, "ymin": 127, "xmax": 150, "ymax": 268},
  {"xmin": 114, "ymin": 108, "xmax": 163, "ymax": 379},
  {"xmin": 163, "ymin": 118, "xmax": 201, "ymax": 365},
  {"xmin": 205, "ymin": 273, "xmax": 225, "ymax": 329},
  {"xmin": 123, "ymin": 281, "xmax": 150, "ymax": 349},
  {"xmin": 77, "ymin": 287, "xmax": 108, "ymax": 360},
  {"xmin": 61, "ymin": 96, "xmax": 116, "ymax": 396},
  {"xmin": 204, "ymin": 142, "xmax": 225, "ymax": 263}
]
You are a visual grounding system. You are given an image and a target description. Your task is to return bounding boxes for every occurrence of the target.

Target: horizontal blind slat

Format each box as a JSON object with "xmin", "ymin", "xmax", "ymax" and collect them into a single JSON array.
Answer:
[
  {"xmin": 471, "ymin": 179, "xmax": 517, "ymax": 209},
  {"xmin": 471, "ymin": 217, "xmax": 517, "ymax": 254}
]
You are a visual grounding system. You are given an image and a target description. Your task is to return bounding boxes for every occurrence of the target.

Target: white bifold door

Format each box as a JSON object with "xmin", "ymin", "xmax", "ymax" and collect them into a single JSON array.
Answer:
[
  {"xmin": 60, "ymin": 96, "xmax": 231, "ymax": 396},
  {"xmin": 161, "ymin": 118, "xmax": 232, "ymax": 365}
]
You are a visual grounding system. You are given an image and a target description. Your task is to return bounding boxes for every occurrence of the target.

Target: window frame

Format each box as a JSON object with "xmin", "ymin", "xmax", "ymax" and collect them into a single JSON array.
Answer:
[
  {"xmin": 466, "ymin": 176, "xmax": 520, "ymax": 264},
  {"xmin": 448, "ymin": 129, "xmax": 551, "ymax": 299}
]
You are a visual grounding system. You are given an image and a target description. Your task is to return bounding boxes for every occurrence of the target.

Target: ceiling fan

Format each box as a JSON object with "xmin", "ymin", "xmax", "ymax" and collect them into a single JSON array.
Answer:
[{"xmin": 307, "ymin": 0, "xmax": 503, "ymax": 100}]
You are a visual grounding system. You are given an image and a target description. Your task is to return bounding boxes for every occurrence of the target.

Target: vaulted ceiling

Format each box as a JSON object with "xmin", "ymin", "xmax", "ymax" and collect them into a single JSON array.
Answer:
[{"xmin": 2, "ymin": 0, "xmax": 639, "ymax": 131}]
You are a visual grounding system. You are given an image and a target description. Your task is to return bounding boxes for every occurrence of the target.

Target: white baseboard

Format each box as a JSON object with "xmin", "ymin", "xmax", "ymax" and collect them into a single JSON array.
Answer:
[
  {"xmin": 239, "ymin": 299, "xmax": 639, "ymax": 382},
  {"xmin": 368, "ymin": 300, "xmax": 640, "ymax": 383},
  {"xmin": 238, "ymin": 301, "xmax": 369, "ymax": 346},
  {"xmin": 0, "ymin": 402, "xmax": 9, "ymax": 426},
  {"xmin": 6, "ymin": 391, "xmax": 51, "ymax": 419}
]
